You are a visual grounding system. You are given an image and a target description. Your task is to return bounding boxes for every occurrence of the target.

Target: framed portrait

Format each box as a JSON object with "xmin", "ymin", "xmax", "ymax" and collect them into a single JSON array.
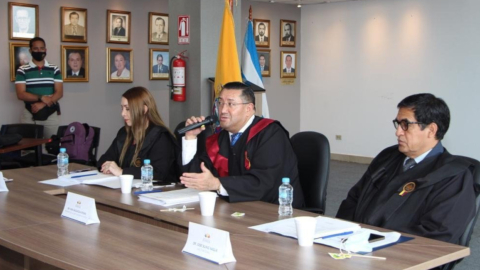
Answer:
[
  {"xmin": 149, "ymin": 12, "xmax": 169, "ymax": 45},
  {"xmin": 9, "ymin": 42, "xmax": 30, "ymax": 81},
  {"xmin": 107, "ymin": 10, "xmax": 131, "ymax": 44},
  {"xmin": 149, "ymin": 49, "xmax": 169, "ymax": 80},
  {"xmin": 107, "ymin": 48, "xmax": 133, "ymax": 83},
  {"xmin": 280, "ymin": 19, "xmax": 296, "ymax": 47},
  {"xmin": 258, "ymin": 49, "xmax": 271, "ymax": 78},
  {"xmin": 8, "ymin": 2, "xmax": 39, "ymax": 40},
  {"xmin": 61, "ymin": 7, "xmax": 87, "ymax": 43},
  {"xmin": 61, "ymin": 45, "xmax": 89, "ymax": 82},
  {"xmin": 280, "ymin": 51, "xmax": 296, "ymax": 78},
  {"xmin": 253, "ymin": 19, "xmax": 270, "ymax": 48}
]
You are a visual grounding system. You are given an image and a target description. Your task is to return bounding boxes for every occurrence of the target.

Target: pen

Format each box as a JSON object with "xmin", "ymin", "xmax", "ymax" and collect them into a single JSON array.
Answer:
[
  {"xmin": 152, "ymin": 183, "xmax": 176, "ymax": 189},
  {"xmin": 319, "ymin": 231, "xmax": 354, "ymax": 239},
  {"xmin": 70, "ymin": 173, "xmax": 98, "ymax": 178},
  {"xmin": 134, "ymin": 190, "xmax": 162, "ymax": 195}
]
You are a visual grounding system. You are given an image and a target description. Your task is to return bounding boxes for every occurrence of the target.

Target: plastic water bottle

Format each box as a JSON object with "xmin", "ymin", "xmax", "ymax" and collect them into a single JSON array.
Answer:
[
  {"xmin": 57, "ymin": 148, "xmax": 69, "ymax": 177},
  {"xmin": 141, "ymin": 159, "xmax": 153, "ymax": 191},
  {"xmin": 278, "ymin": 177, "xmax": 293, "ymax": 216}
]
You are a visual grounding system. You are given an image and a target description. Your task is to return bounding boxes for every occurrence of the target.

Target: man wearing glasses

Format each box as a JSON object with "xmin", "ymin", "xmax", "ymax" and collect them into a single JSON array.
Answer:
[
  {"xmin": 180, "ymin": 82, "xmax": 304, "ymax": 207},
  {"xmin": 336, "ymin": 93, "xmax": 475, "ymax": 244}
]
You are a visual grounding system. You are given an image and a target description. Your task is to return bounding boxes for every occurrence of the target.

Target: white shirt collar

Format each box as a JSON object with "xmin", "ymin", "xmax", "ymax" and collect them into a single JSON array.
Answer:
[
  {"xmin": 29, "ymin": 59, "xmax": 50, "ymax": 68},
  {"xmin": 404, "ymin": 148, "xmax": 432, "ymax": 165},
  {"xmin": 229, "ymin": 115, "xmax": 255, "ymax": 138}
]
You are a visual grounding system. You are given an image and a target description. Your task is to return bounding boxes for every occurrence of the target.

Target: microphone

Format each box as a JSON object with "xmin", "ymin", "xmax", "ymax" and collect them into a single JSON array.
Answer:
[{"xmin": 177, "ymin": 115, "xmax": 218, "ymax": 135}]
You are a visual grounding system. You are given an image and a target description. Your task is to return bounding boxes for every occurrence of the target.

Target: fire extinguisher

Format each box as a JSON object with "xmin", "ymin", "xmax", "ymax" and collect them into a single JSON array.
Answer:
[{"xmin": 169, "ymin": 52, "xmax": 187, "ymax": 102}]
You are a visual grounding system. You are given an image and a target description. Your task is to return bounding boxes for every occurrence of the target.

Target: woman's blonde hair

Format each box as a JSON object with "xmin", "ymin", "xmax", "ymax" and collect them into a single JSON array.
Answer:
[{"xmin": 119, "ymin": 86, "xmax": 173, "ymax": 166}]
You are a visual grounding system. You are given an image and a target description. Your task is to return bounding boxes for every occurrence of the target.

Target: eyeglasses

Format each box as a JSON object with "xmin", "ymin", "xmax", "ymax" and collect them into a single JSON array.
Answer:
[
  {"xmin": 216, "ymin": 100, "xmax": 250, "ymax": 109},
  {"xmin": 392, "ymin": 119, "xmax": 424, "ymax": 131}
]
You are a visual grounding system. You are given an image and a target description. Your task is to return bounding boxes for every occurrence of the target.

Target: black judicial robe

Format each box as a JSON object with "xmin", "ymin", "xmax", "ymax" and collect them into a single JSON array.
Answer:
[
  {"xmin": 183, "ymin": 117, "xmax": 305, "ymax": 208},
  {"xmin": 98, "ymin": 125, "xmax": 179, "ymax": 182},
  {"xmin": 336, "ymin": 145, "xmax": 476, "ymax": 244}
]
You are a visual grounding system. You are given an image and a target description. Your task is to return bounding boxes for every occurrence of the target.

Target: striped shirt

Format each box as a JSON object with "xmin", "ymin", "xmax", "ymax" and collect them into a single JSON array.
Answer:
[{"xmin": 15, "ymin": 60, "xmax": 63, "ymax": 96}]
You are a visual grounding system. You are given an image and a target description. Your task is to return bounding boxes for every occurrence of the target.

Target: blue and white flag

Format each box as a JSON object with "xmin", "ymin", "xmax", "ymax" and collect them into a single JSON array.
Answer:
[{"xmin": 241, "ymin": 20, "xmax": 270, "ymax": 118}]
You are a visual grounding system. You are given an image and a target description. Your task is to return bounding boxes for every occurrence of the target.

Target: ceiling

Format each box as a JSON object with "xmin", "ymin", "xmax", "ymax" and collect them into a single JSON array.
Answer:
[{"xmin": 249, "ymin": 0, "xmax": 362, "ymax": 5}]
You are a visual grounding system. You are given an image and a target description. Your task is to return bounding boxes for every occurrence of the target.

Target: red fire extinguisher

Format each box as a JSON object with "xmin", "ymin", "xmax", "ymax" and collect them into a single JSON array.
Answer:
[{"xmin": 170, "ymin": 52, "xmax": 187, "ymax": 102}]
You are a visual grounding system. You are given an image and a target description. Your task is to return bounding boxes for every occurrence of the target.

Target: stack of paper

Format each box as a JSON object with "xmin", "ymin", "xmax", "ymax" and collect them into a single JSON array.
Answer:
[
  {"xmin": 249, "ymin": 216, "xmax": 361, "ymax": 239},
  {"xmin": 138, "ymin": 188, "xmax": 208, "ymax": 206},
  {"xmin": 39, "ymin": 171, "xmax": 121, "ymax": 188}
]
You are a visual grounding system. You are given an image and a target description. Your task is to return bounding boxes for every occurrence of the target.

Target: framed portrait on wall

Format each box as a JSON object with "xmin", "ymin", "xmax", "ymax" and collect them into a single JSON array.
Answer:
[
  {"xmin": 258, "ymin": 49, "xmax": 271, "ymax": 77},
  {"xmin": 107, "ymin": 10, "xmax": 131, "ymax": 44},
  {"xmin": 149, "ymin": 12, "xmax": 169, "ymax": 45},
  {"xmin": 61, "ymin": 45, "xmax": 89, "ymax": 82},
  {"xmin": 280, "ymin": 19, "xmax": 296, "ymax": 47},
  {"xmin": 107, "ymin": 48, "xmax": 133, "ymax": 83},
  {"xmin": 9, "ymin": 42, "xmax": 30, "ymax": 81},
  {"xmin": 61, "ymin": 7, "xmax": 87, "ymax": 43},
  {"xmin": 253, "ymin": 19, "xmax": 270, "ymax": 48},
  {"xmin": 149, "ymin": 49, "xmax": 169, "ymax": 80},
  {"xmin": 280, "ymin": 51, "xmax": 296, "ymax": 78},
  {"xmin": 8, "ymin": 2, "xmax": 39, "ymax": 40}
]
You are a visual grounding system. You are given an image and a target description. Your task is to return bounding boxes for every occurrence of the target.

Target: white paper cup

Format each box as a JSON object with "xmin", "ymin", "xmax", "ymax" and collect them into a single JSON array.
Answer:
[
  {"xmin": 295, "ymin": 216, "xmax": 317, "ymax": 246},
  {"xmin": 120, "ymin": 174, "xmax": 134, "ymax": 194},
  {"xmin": 198, "ymin": 192, "xmax": 217, "ymax": 216}
]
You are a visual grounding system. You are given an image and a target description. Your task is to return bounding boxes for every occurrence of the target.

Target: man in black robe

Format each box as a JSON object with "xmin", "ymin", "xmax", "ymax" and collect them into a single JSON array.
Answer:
[
  {"xmin": 336, "ymin": 93, "xmax": 476, "ymax": 244},
  {"xmin": 180, "ymin": 82, "xmax": 304, "ymax": 208}
]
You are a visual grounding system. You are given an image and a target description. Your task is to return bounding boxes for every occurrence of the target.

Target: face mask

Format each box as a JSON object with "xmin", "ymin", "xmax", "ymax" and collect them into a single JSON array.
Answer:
[{"xmin": 31, "ymin": 51, "xmax": 46, "ymax": 61}]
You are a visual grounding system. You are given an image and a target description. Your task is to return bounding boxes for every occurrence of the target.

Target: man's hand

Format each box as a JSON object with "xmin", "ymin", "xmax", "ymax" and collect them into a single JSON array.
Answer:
[
  {"xmin": 41, "ymin": 96, "xmax": 54, "ymax": 106},
  {"xmin": 31, "ymin": 102, "xmax": 46, "ymax": 113},
  {"xmin": 180, "ymin": 162, "xmax": 221, "ymax": 191},
  {"xmin": 100, "ymin": 161, "xmax": 123, "ymax": 176},
  {"xmin": 184, "ymin": 116, "xmax": 206, "ymax": 140}
]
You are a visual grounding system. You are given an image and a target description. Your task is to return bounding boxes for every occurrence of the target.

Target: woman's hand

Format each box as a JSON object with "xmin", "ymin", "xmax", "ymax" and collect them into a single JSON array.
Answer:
[{"xmin": 100, "ymin": 161, "xmax": 123, "ymax": 176}]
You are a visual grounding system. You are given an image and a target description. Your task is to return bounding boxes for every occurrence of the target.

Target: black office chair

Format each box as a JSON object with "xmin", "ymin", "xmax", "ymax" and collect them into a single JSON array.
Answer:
[
  {"xmin": 0, "ymin": 124, "xmax": 44, "ymax": 168},
  {"xmin": 442, "ymin": 156, "xmax": 480, "ymax": 270},
  {"xmin": 291, "ymin": 131, "xmax": 330, "ymax": 214},
  {"xmin": 174, "ymin": 120, "xmax": 214, "ymax": 154}
]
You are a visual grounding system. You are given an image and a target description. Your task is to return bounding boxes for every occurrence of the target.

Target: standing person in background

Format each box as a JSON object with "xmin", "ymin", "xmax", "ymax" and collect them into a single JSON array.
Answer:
[
  {"xmin": 15, "ymin": 37, "xmax": 63, "ymax": 139},
  {"xmin": 99, "ymin": 87, "xmax": 179, "ymax": 182}
]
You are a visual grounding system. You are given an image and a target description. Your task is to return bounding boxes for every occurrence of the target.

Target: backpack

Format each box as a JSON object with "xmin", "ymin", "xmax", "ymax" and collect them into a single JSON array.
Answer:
[{"xmin": 61, "ymin": 122, "xmax": 94, "ymax": 161}]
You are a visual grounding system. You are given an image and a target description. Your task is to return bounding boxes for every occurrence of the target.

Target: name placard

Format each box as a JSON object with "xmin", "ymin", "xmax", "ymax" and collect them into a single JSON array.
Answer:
[
  {"xmin": 182, "ymin": 222, "xmax": 236, "ymax": 264},
  {"xmin": 61, "ymin": 192, "xmax": 100, "ymax": 225},
  {"xmin": 0, "ymin": 172, "xmax": 9, "ymax": 192}
]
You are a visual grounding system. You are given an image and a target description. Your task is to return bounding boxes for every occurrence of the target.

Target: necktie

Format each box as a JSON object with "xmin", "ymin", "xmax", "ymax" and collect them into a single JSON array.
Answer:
[
  {"xmin": 73, "ymin": 26, "xmax": 77, "ymax": 35},
  {"xmin": 403, "ymin": 158, "xmax": 417, "ymax": 172},
  {"xmin": 230, "ymin": 133, "xmax": 242, "ymax": 146}
]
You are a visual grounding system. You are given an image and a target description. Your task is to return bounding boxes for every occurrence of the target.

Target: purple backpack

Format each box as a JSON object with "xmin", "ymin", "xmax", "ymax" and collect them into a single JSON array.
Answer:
[{"xmin": 61, "ymin": 122, "xmax": 94, "ymax": 161}]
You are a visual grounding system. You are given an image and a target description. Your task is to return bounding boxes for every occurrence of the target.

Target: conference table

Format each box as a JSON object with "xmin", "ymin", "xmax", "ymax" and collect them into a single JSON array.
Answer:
[
  {"xmin": 0, "ymin": 164, "xmax": 470, "ymax": 270},
  {"xmin": 0, "ymin": 137, "xmax": 51, "ymax": 168}
]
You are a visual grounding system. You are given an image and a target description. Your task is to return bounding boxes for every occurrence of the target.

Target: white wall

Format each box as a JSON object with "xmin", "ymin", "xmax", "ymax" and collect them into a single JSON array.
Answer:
[
  {"xmin": 0, "ymin": 0, "xmax": 170, "ymax": 156},
  {"xmin": 301, "ymin": 0, "xmax": 480, "ymax": 160}
]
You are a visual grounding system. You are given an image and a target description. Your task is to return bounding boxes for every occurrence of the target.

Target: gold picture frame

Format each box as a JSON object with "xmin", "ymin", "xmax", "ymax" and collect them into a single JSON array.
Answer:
[
  {"xmin": 61, "ymin": 45, "xmax": 89, "ymax": 82},
  {"xmin": 107, "ymin": 48, "xmax": 133, "ymax": 83},
  {"xmin": 258, "ymin": 49, "xmax": 271, "ymax": 78},
  {"xmin": 253, "ymin": 19, "xmax": 270, "ymax": 48},
  {"xmin": 280, "ymin": 19, "xmax": 296, "ymax": 47},
  {"xmin": 149, "ymin": 12, "xmax": 169, "ymax": 45},
  {"xmin": 107, "ymin": 10, "xmax": 131, "ymax": 44},
  {"xmin": 9, "ymin": 42, "xmax": 30, "ymax": 82},
  {"xmin": 61, "ymin": 7, "xmax": 87, "ymax": 43},
  {"xmin": 280, "ymin": 51, "xmax": 296, "ymax": 78},
  {"xmin": 9, "ymin": 2, "xmax": 39, "ymax": 41},
  {"xmin": 149, "ymin": 48, "xmax": 169, "ymax": 80}
]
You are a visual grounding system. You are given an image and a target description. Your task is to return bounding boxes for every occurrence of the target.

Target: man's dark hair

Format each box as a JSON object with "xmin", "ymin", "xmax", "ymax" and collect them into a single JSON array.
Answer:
[
  {"xmin": 69, "ymin": 12, "xmax": 79, "ymax": 20},
  {"xmin": 29, "ymin": 37, "xmax": 45, "ymax": 49},
  {"xmin": 285, "ymin": 55, "xmax": 292, "ymax": 61},
  {"xmin": 258, "ymin": 22, "xmax": 265, "ymax": 29},
  {"xmin": 222, "ymin": 82, "xmax": 256, "ymax": 108},
  {"xmin": 157, "ymin": 54, "xmax": 163, "ymax": 61},
  {"xmin": 259, "ymin": 54, "xmax": 265, "ymax": 59},
  {"xmin": 155, "ymin": 17, "xmax": 165, "ymax": 26},
  {"xmin": 397, "ymin": 93, "xmax": 450, "ymax": 140},
  {"xmin": 285, "ymin": 23, "xmax": 291, "ymax": 31}
]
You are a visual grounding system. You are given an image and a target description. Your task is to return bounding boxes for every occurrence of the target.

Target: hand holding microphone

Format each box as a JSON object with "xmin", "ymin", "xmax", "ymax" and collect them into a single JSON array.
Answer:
[{"xmin": 180, "ymin": 115, "xmax": 218, "ymax": 139}]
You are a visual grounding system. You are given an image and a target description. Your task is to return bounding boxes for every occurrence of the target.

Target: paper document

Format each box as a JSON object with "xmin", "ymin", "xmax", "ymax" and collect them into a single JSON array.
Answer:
[
  {"xmin": 40, "ymin": 171, "xmax": 121, "ymax": 189},
  {"xmin": 138, "ymin": 188, "xmax": 212, "ymax": 206},
  {"xmin": 249, "ymin": 216, "xmax": 361, "ymax": 239}
]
